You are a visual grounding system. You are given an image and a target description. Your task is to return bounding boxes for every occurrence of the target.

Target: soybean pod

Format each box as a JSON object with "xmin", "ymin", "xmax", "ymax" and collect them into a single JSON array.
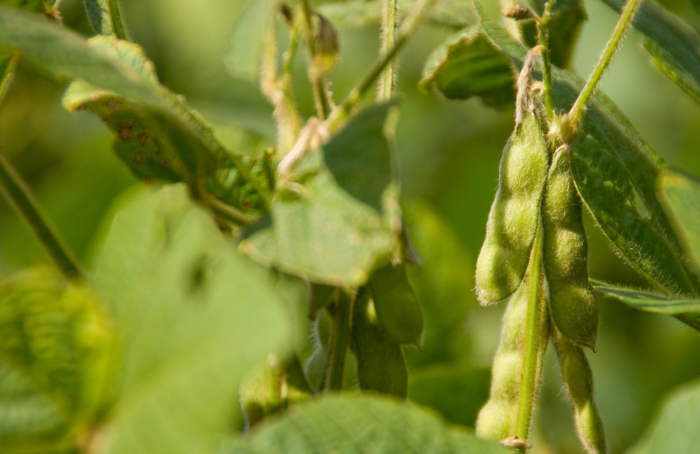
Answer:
[
  {"xmin": 476, "ymin": 110, "xmax": 549, "ymax": 306},
  {"xmin": 368, "ymin": 264, "xmax": 424, "ymax": 346},
  {"xmin": 543, "ymin": 147, "xmax": 598, "ymax": 349},
  {"xmin": 351, "ymin": 289, "xmax": 408, "ymax": 398},
  {"xmin": 552, "ymin": 326, "xmax": 607, "ymax": 454}
]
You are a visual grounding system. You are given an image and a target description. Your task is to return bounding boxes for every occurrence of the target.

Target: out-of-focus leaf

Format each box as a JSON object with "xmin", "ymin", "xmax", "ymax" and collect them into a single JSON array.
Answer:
[
  {"xmin": 657, "ymin": 168, "xmax": 700, "ymax": 272},
  {"xmin": 408, "ymin": 364, "xmax": 490, "ymax": 427},
  {"xmin": 629, "ymin": 379, "xmax": 700, "ymax": 454},
  {"xmin": 369, "ymin": 264, "xmax": 424, "ymax": 346},
  {"xmin": 420, "ymin": 25, "xmax": 515, "ymax": 109},
  {"xmin": 90, "ymin": 185, "xmax": 291, "ymax": 454},
  {"xmin": 600, "ymin": 0, "xmax": 700, "ymax": 105},
  {"xmin": 240, "ymin": 103, "xmax": 400, "ymax": 287},
  {"xmin": 221, "ymin": 394, "xmax": 510, "ymax": 454},
  {"xmin": 0, "ymin": 269, "xmax": 114, "ymax": 451},
  {"xmin": 593, "ymin": 280, "xmax": 700, "ymax": 316},
  {"xmin": 402, "ymin": 199, "xmax": 474, "ymax": 367},
  {"xmin": 85, "ymin": 0, "xmax": 129, "ymax": 39},
  {"xmin": 224, "ymin": 0, "xmax": 276, "ymax": 80},
  {"xmin": 523, "ymin": 0, "xmax": 586, "ymax": 68},
  {"xmin": 477, "ymin": 5, "xmax": 700, "ymax": 298}
]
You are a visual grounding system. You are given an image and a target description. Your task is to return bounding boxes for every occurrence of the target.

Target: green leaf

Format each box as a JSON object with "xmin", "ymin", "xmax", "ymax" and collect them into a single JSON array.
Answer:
[
  {"xmin": 476, "ymin": 5, "xmax": 700, "ymax": 297},
  {"xmin": 369, "ymin": 264, "xmax": 424, "ymax": 346},
  {"xmin": 224, "ymin": 394, "xmax": 510, "ymax": 454},
  {"xmin": 89, "ymin": 185, "xmax": 291, "ymax": 454},
  {"xmin": 408, "ymin": 364, "xmax": 490, "ymax": 427},
  {"xmin": 420, "ymin": 25, "xmax": 515, "ymax": 109},
  {"xmin": 657, "ymin": 168, "xmax": 700, "ymax": 273},
  {"xmin": 599, "ymin": 0, "xmax": 700, "ymax": 105},
  {"xmin": 240, "ymin": 103, "xmax": 400, "ymax": 287},
  {"xmin": 224, "ymin": 0, "xmax": 276, "ymax": 80},
  {"xmin": 523, "ymin": 0, "xmax": 586, "ymax": 68},
  {"xmin": 85, "ymin": 0, "xmax": 130, "ymax": 40},
  {"xmin": 0, "ymin": 269, "xmax": 114, "ymax": 451},
  {"xmin": 629, "ymin": 379, "xmax": 700, "ymax": 454},
  {"xmin": 592, "ymin": 280, "xmax": 700, "ymax": 315}
]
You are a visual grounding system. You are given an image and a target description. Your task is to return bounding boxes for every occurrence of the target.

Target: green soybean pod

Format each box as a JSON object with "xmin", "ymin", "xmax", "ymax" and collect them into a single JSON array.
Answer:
[
  {"xmin": 552, "ymin": 326, "xmax": 607, "ymax": 454},
  {"xmin": 351, "ymin": 290, "xmax": 408, "ymax": 398},
  {"xmin": 476, "ymin": 111, "xmax": 549, "ymax": 305},
  {"xmin": 368, "ymin": 264, "xmax": 424, "ymax": 346},
  {"xmin": 304, "ymin": 309, "xmax": 333, "ymax": 392},
  {"xmin": 476, "ymin": 270, "xmax": 550, "ymax": 443},
  {"xmin": 543, "ymin": 148, "xmax": 598, "ymax": 349}
]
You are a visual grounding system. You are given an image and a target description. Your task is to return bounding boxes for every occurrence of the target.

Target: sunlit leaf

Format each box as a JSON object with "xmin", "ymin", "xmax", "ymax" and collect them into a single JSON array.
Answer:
[
  {"xmin": 657, "ymin": 168, "xmax": 700, "ymax": 273},
  {"xmin": 599, "ymin": 0, "xmax": 700, "ymax": 105},
  {"xmin": 240, "ymin": 103, "xmax": 400, "ymax": 286},
  {"xmin": 90, "ymin": 185, "xmax": 291, "ymax": 454},
  {"xmin": 221, "ymin": 394, "xmax": 510, "ymax": 454}
]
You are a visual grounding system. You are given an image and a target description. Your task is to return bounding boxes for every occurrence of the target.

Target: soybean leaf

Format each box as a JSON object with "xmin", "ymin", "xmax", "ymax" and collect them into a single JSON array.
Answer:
[
  {"xmin": 89, "ymin": 185, "xmax": 291, "ymax": 454},
  {"xmin": 629, "ymin": 379, "xmax": 700, "ymax": 454},
  {"xmin": 593, "ymin": 280, "xmax": 700, "ymax": 315},
  {"xmin": 240, "ymin": 103, "xmax": 400, "ymax": 287},
  {"xmin": 523, "ymin": 0, "xmax": 586, "ymax": 68},
  {"xmin": 657, "ymin": 168, "xmax": 700, "ymax": 272},
  {"xmin": 224, "ymin": 0, "xmax": 276, "ymax": 80},
  {"xmin": 408, "ymin": 364, "xmax": 490, "ymax": 427},
  {"xmin": 0, "ymin": 269, "xmax": 114, "ymax": 451},
  {"xmin": 221, "ymin": 394, "xmax": 510, "ymax": 454},
  {"xmin": 420, "ymin": 25, "xmax": 515, "ymax": 109},
  {"xmin": 85, "ymin": 0, "xmax": 130, "ymax": 40},
  {"xmin": 599, "ymin": 0, "xmax": 700, "ymax": 105},
  {"xmin": 476, "ymin": 5, "xmax": 700, "ymax": 297}
]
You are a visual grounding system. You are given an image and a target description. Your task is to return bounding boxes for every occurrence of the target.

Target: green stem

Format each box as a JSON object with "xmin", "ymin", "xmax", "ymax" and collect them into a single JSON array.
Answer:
[
  {"xmin": 515, "ymin": 227, "xmax": 545, "ymax": 451},
  {"xmin": 299, "ymin": 0, "xmax": 331, "ymax": 120},
  {"xmin": 325, "ymin": 292, "xmax": 352, "ymax": 391},
  {"xmin": 108, "ymin": 0, "xmax": 130, "ymax": 41},
  {"xmin": 0, "ymin": 151, "xmax": 82, "ymax": 280},
  {"xmin": 537, "ymin": 0, "xmax": 556, "ymax": 122},
  {"xmin": 378, "ymin": 0, "xmax": 398, "ymax": 102},
  {"xmin": 566, "ymin": 0, "xmax": 642, "ymax": 134},
  {"xmin": 326, "ymin": 0, "xmax": 436, "ymax": 131}
]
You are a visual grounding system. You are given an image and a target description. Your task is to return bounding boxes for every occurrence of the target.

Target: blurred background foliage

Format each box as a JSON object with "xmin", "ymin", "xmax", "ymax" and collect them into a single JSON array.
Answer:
[{"xmin": 1, "ymin": 0, "xmax": 700, "ymax": 452}]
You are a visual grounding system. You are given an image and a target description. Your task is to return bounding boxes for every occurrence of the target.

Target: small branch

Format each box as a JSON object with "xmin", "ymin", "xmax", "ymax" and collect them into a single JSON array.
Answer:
[
  {"xmin": 326, "ymin": 0, "xmax": 436, "ymax": 131},
  {"xmin": 299, "ymin": 0, "xmax": 331, "ymax": 120},
  {"xmin": 325, "ymin": 292, "xmax": 353, "ymax": 391},
  {"xmin": 378, "ymin": 0, "xmax": 398, "ymax": 102},
  {"xmin": 537, "ymin": 0, "xmax": 556, "ymax": 122},
  {"xmin": 108, "ymin": 0, "xmax": 130, "ymax": 41},
  {"xmin": 566, "ymin": 0, "xmax": 642, "ymax": 135},
  {"xmin": 0, "ymin": 151, "xmax": 83, "ymax": 280}
]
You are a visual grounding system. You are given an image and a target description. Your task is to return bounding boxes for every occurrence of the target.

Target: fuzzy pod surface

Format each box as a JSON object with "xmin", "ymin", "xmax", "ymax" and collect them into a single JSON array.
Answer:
[
  {"xmin": 553, "ymin": 327, "xmax": 606, "ymax": 454},
  {"xmin": 543, "ymin": 148, "xmax": 598, "ymax": 349},
  {"xmin": 368, "ymin": 264, "xmax": 424, "ymax": 345},
  {"xmin": 305, "ymin": 309, "xmax": 333, "ymax": 392},
  {"xmin": 476, "ymin": 112, "xmax": 549, "ymax": 305},
  {"xmin": 475, "ymin": 269, "xmax": 550, "ymax": 442},
  {"xmin": 351, "ymin": 291, "xmax": 408, "ymax": 398}
]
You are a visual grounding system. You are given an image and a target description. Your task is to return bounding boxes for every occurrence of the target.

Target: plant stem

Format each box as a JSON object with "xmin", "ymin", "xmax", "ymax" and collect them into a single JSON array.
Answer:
[
  {"xmin": 326, "ymin": 0, "xmax": 435, "ymax": 131},
  {"xmin": 108, "ymin": 0, "xmax": 130, "ymax": 41},
  {"xmin": 0, "ymin": 151, "xmax": 82, "ymax": 280},
  {"xmin": 378, "ymin": 0, "xmax": 398, "ymax": 102},
  {"xmin": 515, "ymin": 227, "xmax": 545, "ymax": 451},
  {"xmin": 325, "ymin": 292, "xmax": 352, "ymax": 391},
  {"xmin": 537, "ymin": 0, "xmax": 556, "ymax": 122},
  {"xmin": 299, "ymin": 0, "xmax": 331, "ymax": 120},
  {"xmin": 566, "ymin": 0, "xmax": 642, "ymax": 134}
]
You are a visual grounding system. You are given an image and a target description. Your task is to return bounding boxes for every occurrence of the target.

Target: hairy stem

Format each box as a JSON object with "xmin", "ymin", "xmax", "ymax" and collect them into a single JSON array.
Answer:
[
  {"xmin": 378, "ymin": 0, "xmax": 398, "ymax": 102},
  {"xmin": 325, "ymin": 292, "xmax": 353, "ymax": 391},
  {"xmin": 537, "ymin": 0, "xmax": 556, "ymax": 122},
  {"xmin": 326, "ymin": 0, "xmax": 435, "ymax": 131},
  {"xmin": 515, "ymin": 227, "xmax": 546, "ymax": 451},
  {"xmin": 566, "ymin": 0, "xmax": 642, "ymax": 134},
  {"xmin": 0, "ymin": 151, "xmax": 82, "ymax": 280},
  {"xmin": 299, "ymin": 0, "xmax": 331, "ymax": 119}
]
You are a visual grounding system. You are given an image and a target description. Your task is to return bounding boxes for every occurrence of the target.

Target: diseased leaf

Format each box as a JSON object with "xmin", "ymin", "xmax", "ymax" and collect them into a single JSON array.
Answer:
[
  {"xmin": 90, "ymin": 185, "xmax": 291, "ymax": 454},
  {"xmin": 221, "ymin": 395, "xmax": 510, "ymax": 454},
  {"xmin": 593, "ymin": 280, "xmax": 700, "ymax": 315},
  {"xmin": 629, "ymin": 379, "xmax": 700, "ymax": 454},
  {"xmin": 0, "ymin": 269, "xmax": 114, "ymax": 451},
  {"xmin": 523, "ymin": 0, "xmax": 586, "ymax": 68},
  {"xmin": 600, "ymin": 0, "xmax": 700, "ymax": 105},
  {"xmin": 240, "ymin": 103, "xmax": 400, "ymax": 286},
  {"xmin": 657, "ymin": 168, "xmax": 700, "ymax": 273},
  {"xmin": 477, "ymin": 5, "xmax": 700, "ymax": 298},
  {"xmin": 420, "ymin": 25, "xmax": 515, "ymax": 109}
]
